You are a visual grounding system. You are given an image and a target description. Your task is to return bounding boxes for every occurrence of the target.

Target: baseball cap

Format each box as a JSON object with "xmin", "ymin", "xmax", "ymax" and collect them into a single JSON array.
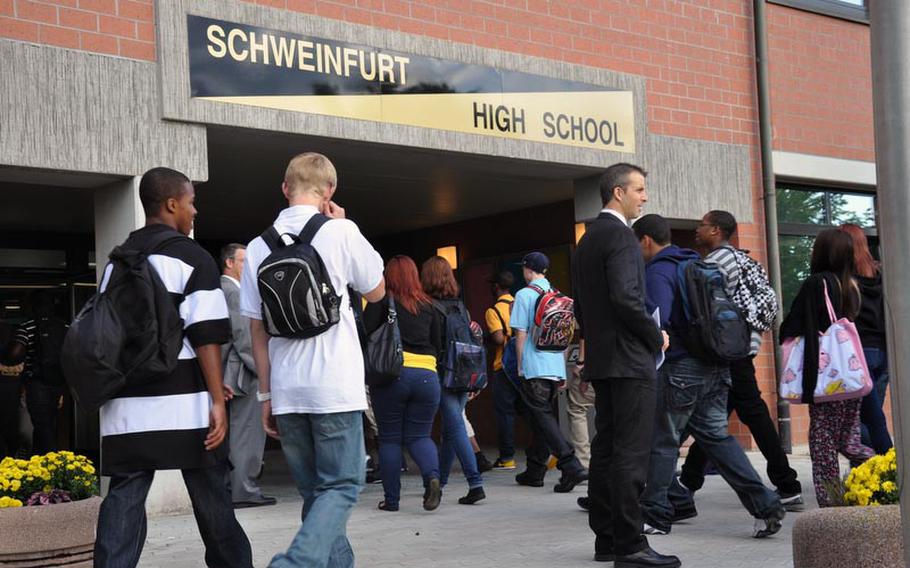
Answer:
[
  {"xmin": 522, "ymin": 252, "xmax": 550, "ymax": 274},
  {"xmin": 488, "ymin": 270, "xmax": 515, "ymax": 289}
]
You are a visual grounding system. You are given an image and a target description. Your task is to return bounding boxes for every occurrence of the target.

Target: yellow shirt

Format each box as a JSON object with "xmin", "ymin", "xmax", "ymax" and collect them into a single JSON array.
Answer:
[
  {"xmin": 484, "ymin": 294, "xmax": 514, "ymax": 371},
  {"xmin": 403, "ymin": 352, "xmax": 437, "ymax": 372}
]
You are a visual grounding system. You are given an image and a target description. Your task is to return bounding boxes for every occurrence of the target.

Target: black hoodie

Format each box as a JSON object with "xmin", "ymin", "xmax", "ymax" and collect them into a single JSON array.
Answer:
[{"xmin": 855, "ymin": 272, "xmax": 886, "ymax": 350}]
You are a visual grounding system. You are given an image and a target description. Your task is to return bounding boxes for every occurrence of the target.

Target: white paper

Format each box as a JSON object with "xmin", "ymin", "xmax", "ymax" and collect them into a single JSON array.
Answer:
[{"xmin": 653, "ymin": 308, "xmax": 665, "ymax": 370}]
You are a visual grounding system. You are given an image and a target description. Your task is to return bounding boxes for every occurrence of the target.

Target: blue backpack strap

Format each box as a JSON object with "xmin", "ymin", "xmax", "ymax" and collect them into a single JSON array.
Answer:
[
  {"xmin": 676, "ymin": 259, "xmax": 694, "ymax": 320},
  {"xmin": 298, "ymin": 214, "xmax": 331, "ymax": 245}
]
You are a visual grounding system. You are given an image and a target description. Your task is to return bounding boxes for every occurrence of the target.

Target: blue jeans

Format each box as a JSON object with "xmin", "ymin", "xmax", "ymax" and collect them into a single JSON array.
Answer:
[
  {"xmin": 641, "ymin": 357, "xmax": 780, "ymax": 531},
  {"xmin": 94, "ymin": 464, "xmax": 252, "ymax": 568},
  {"xmin": 371, "ymin": 367, "xmax": 441, "ymax": 507},
  {"xmin": 492, "ymin": 369, "xmax": 528, "ymax": 460},
  {"xmin": 271, "ymin": 411, "xmax": 365, "ymax": 568},
  {"xmin": 439, "ymin": 388, "xmax": 483, "ymax": 489},
  {"xmin": 860, "ymin": 347, "xmax": 893, "ymax": 454}
]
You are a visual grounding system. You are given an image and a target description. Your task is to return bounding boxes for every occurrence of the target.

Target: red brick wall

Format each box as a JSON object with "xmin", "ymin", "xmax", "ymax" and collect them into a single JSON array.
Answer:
[
  {"xmin": 767, "ymin": 3, "xmax": 874, "ymax": 161},
  {"xmin": 0, "ymin": 0, "xmax": 155, "ymax": 60}
]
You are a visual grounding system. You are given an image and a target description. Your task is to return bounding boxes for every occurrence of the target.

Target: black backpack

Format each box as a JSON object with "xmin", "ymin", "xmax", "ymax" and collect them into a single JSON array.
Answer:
[
  {"xmin": 434, "ymin": 299, "xmax": 487, "ymax": 392},
  {"xmin": 35, "ymin": 317, "xmax": 68, "ymax": 387},
  {"xmin": 676, "ymin": 259, "xmax": 751, "ymax": 363},
  {"xmin": 62, "ymin": 232, "xmax": 186, "ymax": 411},
  {"xmin": 257, "ymin": 214, "xmax": 342, "ymax": 338}
]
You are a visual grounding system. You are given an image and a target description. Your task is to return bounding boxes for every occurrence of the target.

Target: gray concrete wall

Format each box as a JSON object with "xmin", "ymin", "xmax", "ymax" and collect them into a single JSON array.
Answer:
[{"xmin": 0, "ymin": 40, "xmax": 207, "ymax": 182}]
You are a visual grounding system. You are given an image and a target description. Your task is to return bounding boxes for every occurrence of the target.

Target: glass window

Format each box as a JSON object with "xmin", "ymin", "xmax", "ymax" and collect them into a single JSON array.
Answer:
[
  {"xmin": 777, "ymin": 188, "xmax": 826, "ymax": 225},
  {"xmin": 767, "ymin": 0, "xmax": 867, "ymax": 23},
  {"xmin": 830, "ymin": 193, "xmax": 875, "ymax": 227},
  {"xmin": 779, "ymin": 235, "xmax": 815, "ymax": 309},
  {"xmin": 776, "ymin": 183, "xmax": 877, "ymax": 312}
]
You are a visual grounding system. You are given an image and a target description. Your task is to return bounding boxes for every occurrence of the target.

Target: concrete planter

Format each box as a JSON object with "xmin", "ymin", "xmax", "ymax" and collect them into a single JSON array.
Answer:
[
  {"xmin": 0, "ymin": 496, "xmax": 101, "ymax": 567},
  {"xmin": 793, "ymin": 504, "xmax": 904, "ymax": 568}
]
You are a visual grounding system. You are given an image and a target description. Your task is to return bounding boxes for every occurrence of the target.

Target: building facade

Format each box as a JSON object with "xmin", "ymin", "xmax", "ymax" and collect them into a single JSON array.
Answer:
[{"xmin": 0, "ymin": 0, "xmax": 879, "ymax": 454}]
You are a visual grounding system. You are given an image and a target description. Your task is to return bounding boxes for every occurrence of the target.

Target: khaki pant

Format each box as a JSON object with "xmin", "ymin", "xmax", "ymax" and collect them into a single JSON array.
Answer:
[{"xmin": 566, "ymin": 374, "xmax": 596, "ymax": 469}]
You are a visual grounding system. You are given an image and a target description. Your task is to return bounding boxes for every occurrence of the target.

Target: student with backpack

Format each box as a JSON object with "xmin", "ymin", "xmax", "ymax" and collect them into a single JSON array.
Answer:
[
  {"xmin": 511, "ymin": 252, "xmax": 588, "ymax": 493},
  {"xmin": 634, "ymin": 214, "xmax": 784, "ymax": 539},
  {"xmin": 421, "ymin": 255, "xmax": 487, "ymax": 505},
  {"xmin": 780, "ymin": 229, "xmax": 874, "ymax": 507},
  {"xmin": 363, "ymin": 256, "xmax": 444, "ymax": 512},
  {"xmin": 72, "ymin": 168, "xmax": 253, "ymax": 568},
  {"xmin": 682, "ymin": 210, "xmax": 803, "ymax": 512},
  {"xmin": 484, "ymin": 270, "xmax": 525, "ymax": 471},
  {"xmin": 241, "ymin": 153, "xmax": 385, "ymax": 567},
  {"xmin": 8, "ymin": 291, "xmax": 67, "ymax": 455}
]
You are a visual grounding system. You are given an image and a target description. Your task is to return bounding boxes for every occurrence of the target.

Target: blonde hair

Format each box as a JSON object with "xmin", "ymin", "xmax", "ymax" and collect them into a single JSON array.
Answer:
[{"xmin": 284, "ymin": 153, "xmax": 337, "ymax": 198}]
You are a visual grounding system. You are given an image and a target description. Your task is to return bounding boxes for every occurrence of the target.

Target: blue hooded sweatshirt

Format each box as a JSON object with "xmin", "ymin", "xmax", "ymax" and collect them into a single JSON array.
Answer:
[{"xmin": 644, "ymin": 245, "xmax": 702, "ymax": 363}]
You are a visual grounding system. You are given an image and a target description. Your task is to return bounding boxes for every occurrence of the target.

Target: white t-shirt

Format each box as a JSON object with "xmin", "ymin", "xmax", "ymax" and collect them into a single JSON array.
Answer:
[{"xmin": 240, "ymin": 205, "xmax": 384, "ymax": 415}]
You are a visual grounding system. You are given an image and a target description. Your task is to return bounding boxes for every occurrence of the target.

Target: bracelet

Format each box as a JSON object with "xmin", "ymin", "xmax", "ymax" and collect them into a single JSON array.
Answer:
[{"xmin": 256, "ymin": 391, "xmax": 272, "ymax": 402}]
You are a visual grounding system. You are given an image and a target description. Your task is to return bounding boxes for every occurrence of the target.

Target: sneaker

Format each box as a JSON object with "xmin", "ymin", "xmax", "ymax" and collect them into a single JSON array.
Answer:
[
  {"xmin": 458, "ymin": 487, "xmax": 486, "ymax": 505},
  {"xmin": 577, "ymin": 496, "xmax": 590, "ymax": 511},
  {"xmin": 554, "ymin": 469, "xmax": 589, "ymax": 493},
  {"xmin": 777, "ymin": 491, "xmax": 805, "ymax": 512},
  {"xmin": 492, "ymin": 458, "xmax": 517, "ymax": 471},
  {"xmin": 515, "ymin": 470, "xmax": 545, "ymax": 487},
  {"xmin": 671, "ymin": 504, "xmax": 698, "ymax": 522},
  {"xmin": 475, "ymin": 452, "xmax": 493, "ymax": 473},
  {"xmin": 642, "ymin": 523, "xmax": 670, "ymax": 536},
  {"xmin": 366, "ymin": 470, "xmax": 382, "ymax": 484},
  {"xmin": 752, "ymin": 507, "xmax": 786, "ymax": 538},
  {"xmin": 423, "ymin": 478, "xmax": 442, "ymax": 511}
]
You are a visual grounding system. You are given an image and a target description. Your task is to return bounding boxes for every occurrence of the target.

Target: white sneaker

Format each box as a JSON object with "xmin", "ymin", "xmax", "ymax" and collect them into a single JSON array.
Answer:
[{"xmin": 642, "ymin": 523, "xmax": 669, "ymax": 535}]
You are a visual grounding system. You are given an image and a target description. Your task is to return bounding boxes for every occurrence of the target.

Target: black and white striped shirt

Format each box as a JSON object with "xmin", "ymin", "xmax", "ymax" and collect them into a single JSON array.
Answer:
[{"xmin": 98, "ymin": 224, "xmax": 230, "ymax": 475}]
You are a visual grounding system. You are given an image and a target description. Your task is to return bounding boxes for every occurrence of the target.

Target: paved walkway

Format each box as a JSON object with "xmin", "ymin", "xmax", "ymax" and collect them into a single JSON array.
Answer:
[{"xmin": 139, "ymin": 448, "xmax": 821, "ymax": 567}]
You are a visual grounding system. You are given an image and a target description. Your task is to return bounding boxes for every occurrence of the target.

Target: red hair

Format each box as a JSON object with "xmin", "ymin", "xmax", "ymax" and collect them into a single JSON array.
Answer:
[
  {"xmin": 839, "ymin": 223, "xmax": 879, "ymax": 278},
  {"xmin": 420, "ymin": 256, "xmax": 460, "ymax": 299},
  {"xmin": 384, "ymin": 256, "xmax": 431, "ymax": 315}
]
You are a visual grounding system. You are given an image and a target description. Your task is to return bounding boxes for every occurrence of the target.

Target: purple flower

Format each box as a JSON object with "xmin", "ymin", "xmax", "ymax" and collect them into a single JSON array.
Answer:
[{"xmin": 25, "ymin": 489, "xmax": 73, "ymax": 506}]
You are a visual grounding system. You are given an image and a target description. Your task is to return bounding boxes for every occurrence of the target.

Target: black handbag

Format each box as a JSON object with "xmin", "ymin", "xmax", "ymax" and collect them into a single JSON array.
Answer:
[{"xmin": 365, "ymin": 296, "xmax": 404, "ymax": 388}]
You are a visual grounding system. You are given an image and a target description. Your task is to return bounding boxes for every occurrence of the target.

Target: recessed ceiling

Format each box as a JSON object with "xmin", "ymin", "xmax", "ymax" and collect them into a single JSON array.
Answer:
[{"xmin": 197, "ymin": 126, "xmax": 595, "ymax": 242}]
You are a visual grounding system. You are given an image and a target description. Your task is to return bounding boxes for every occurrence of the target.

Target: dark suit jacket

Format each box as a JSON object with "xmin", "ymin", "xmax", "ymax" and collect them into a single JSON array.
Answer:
[{"xmin": 572, "ymin": 212, "xmax": 663, "ymax": 380}]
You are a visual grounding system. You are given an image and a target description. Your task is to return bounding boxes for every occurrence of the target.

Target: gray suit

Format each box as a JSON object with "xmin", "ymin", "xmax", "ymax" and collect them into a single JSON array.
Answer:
[{"xmin": 221, "ymin": 275, "xmax": 267, "ymax": 503}]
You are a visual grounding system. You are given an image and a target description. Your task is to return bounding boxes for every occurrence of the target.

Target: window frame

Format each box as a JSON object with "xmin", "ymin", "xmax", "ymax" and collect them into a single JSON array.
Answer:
[
  {"xmin": 777, "ymin": 183, "xmax": 877, "ymax": 238},
  {"xmin": 767, "ymin": 0, "xmax": 868, "ymax": 24}
]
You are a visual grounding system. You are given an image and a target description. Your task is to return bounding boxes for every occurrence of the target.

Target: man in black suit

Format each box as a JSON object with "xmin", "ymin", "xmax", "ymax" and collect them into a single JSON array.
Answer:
[{"xmin": 573, "ymin": 163, "xmax": 679, "ymax": 568}]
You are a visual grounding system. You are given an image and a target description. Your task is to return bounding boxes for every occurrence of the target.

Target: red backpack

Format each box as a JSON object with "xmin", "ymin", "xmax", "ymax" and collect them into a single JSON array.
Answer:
[{"xmin": 528, "ymin": 284, "xmax": 575, "ymax": 352}]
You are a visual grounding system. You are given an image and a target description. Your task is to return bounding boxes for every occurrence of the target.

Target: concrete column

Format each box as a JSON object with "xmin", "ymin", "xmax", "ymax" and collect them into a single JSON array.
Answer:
[
  {"xmin": 93, "ymin": 177, "xmax": 192, "ymax": 517},
  {"xmin": 869, "ymin": 2, "xmax": 910, "ymax": 564}
]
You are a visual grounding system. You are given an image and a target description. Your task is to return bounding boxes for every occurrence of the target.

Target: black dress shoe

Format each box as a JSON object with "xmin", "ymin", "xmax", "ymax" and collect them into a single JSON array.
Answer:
[
  {"xmin": 615, "ymin": 546, "xmax": 681, "ymax": 568},
  {"xmin": 594, "ymin": 551, "xmax": 615, "ymax": 562},
  {"xmin": 554, "ymin": 468, "xmax": 589, "ymax": 493},
  {"xmin": 233, "ymin": 495, "xmax": 277, "ymax": 509},
  {"xmin": 577, "ymin": 496, "xmax": 590, "ymax": 511}
]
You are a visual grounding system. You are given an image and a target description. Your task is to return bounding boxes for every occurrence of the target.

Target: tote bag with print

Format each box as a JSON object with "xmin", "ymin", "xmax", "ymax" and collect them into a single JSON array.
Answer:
[{"xmin": 779, "ymin": 280, "xmax": 873, "ymax": 403}]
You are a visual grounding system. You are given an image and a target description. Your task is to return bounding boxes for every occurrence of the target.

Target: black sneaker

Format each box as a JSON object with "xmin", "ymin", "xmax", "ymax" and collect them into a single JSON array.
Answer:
[
  {"xmin": 458, "ymin": 487, "xmax": 486, "ymax": 505},
  {"xmin": 577, "ymin": 496, "xmax": 590, "ymax": 511},
  {"xmin": 671, "ymin": 504, "xmax": 698, "ymax": 522},
  {"xmin": 475, "ymin": 452, "xmax": 494, "ymax": 473},
  {"xmin": 554, "ymin": 469, "xmax": 589, "ymax": 493},
  {"xmin": 777, "ymin": 490, "xmax": 805, "ymax": 512},
  {"xmin": 753, "ymin": 507, "xmax": 785, "ymax": 538},
  {"xmin": 515, "ymin": 470, "xmax": 545, "ymax": 487}
]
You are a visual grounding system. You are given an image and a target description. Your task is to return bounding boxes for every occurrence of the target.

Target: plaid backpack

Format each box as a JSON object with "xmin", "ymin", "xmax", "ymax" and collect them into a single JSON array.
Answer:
[{"xmin": 723, "ymin": 246, "xmax": 779, "ymax": 332}]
